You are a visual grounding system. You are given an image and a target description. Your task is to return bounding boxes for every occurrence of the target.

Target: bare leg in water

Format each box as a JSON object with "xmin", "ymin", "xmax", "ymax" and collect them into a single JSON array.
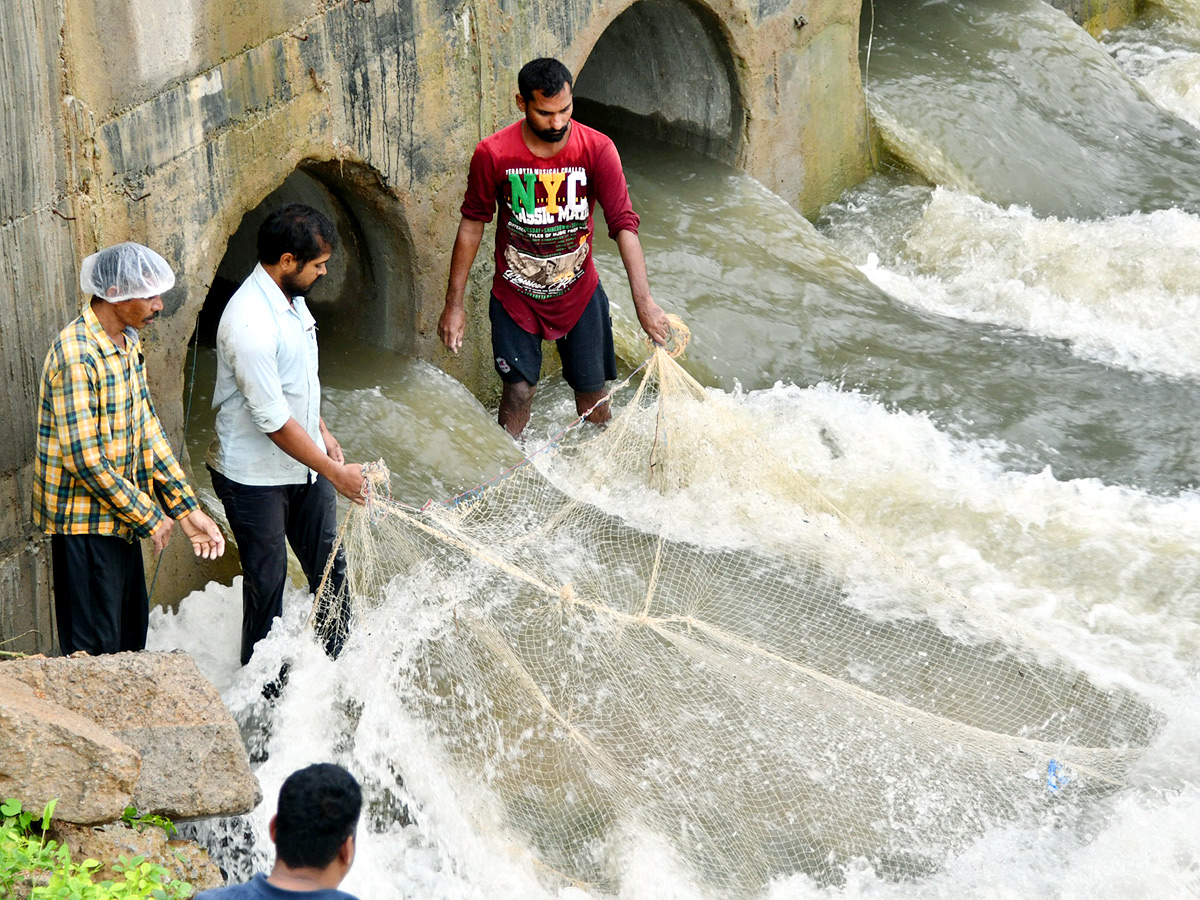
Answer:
[
  {"xmin": 499, "ymin": 380, "xmax": 536, "ymax": 438},
  {"xmin": 575, "ymin": 388, "xmax": 610, "ymax": 427},
  {"xmin": 500, "ymin": 382, "xmax": 610, "ymax": 437}
]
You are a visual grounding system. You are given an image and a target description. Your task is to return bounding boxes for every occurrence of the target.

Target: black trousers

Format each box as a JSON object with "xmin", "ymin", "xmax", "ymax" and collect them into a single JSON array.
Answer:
[
  {"xmin": 51, "ymin": 533, "xmax": 148, "ymax": 656},
  {"xmin": 208, "ymin": 468, "xmax": 349, "ymax": 665}
]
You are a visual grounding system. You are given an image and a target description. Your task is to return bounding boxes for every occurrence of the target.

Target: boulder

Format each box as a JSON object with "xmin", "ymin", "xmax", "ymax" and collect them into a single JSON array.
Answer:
[
  {"xmin": 0, "ymin": 673, "xmax": 139, "ymax": 824},
  {"xmin": 1, "ymin": 651, "xmax": 260, "ymax": 819}
]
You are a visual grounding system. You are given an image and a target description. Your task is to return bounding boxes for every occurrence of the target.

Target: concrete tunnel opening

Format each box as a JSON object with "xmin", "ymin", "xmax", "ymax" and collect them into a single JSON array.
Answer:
[
  {"xmin": 181, "ymin": 159, "xmax": 417, "ymax": 539},
  {"xmin": 196, "ymin": 160, "xmax": 417, "ymax": 353},
  {"xmin": 166, "ymin": 159, "xmax": 419, "ymax": 597},
  {"xmin": 573, "ymin": 0, "xmax": 744, "ymax": 165}
]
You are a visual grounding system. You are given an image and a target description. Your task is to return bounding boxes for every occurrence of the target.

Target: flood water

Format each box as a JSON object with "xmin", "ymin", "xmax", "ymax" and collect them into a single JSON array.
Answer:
[{"xmin": 153, "ymin": 4, "xmax": 1200, "ymax": 896}]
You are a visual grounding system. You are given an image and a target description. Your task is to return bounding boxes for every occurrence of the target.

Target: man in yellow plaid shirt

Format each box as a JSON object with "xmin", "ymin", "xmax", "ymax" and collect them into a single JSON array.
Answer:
[{"xmin": 34, "ymin": 242, "xmax": 224, "ymax": 655}]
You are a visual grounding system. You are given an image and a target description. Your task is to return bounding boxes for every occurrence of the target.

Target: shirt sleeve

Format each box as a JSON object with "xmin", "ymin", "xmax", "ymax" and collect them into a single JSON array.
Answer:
[
  {"xmin": 137, "ymin": 363, "xmax": 199, "ymax": 520},
  {"xmin": 460, "ymin": 141, "xmax": 499, "ymax": 223},
  {"xmin": 219, "ymin": 314, "xmax": 291, "ymax": 433},
  {"xmin": 593, "ymin": 139, "xmax": 640, "ymax": 239},
  {"xmin": 53, "ymin": 360, "xmax": 166, "ymax": 538}
]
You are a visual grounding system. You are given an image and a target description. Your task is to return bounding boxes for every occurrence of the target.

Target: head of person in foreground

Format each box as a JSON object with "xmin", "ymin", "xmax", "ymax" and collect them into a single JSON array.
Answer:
[{"xmin": 268, "ymin": 763, "xmax": 362, "ymax": 891}]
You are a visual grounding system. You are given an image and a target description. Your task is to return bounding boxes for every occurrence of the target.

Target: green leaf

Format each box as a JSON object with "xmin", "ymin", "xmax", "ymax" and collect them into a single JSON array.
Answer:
[
  {"xmin": 0, "ymin": 799, "xmax": 21, "ymax": 817},
  {"xmin": 41, "ymin": 799, "xmax": 58, "ymax": 831}
]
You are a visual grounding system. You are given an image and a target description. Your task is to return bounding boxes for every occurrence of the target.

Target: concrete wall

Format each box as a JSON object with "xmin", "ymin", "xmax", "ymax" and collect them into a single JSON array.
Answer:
[
  {"xmin": 0, "ymin": 0, "xmax": 872, "ymax": 652},
  {"xmin": 1050, "ymin": 0, "xmax": 1143, "ymax": 35},
  {"xmin": 0, "ymin": 0, "xmax": 77, "ymax": 654}
]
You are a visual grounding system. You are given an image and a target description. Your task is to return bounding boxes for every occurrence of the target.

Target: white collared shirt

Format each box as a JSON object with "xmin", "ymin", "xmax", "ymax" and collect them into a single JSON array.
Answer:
[{"xmin": 206, "ymin": 263, "xmax": 324, "ymax": 485}]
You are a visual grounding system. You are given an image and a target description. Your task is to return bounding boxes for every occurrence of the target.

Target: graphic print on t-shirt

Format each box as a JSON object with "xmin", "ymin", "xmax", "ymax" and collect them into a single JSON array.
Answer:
[{"xmin": 502, "ymin": 167, "xmax": 591, "ymax": 301}]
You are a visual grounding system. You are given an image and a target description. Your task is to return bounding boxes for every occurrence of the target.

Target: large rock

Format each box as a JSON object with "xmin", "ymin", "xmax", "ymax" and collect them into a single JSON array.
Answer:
[
  {"xmin": 1, "ymin": 651, "xmax": 260, "ymax": 819},
  {"xmin": 0, "ymin": 673, "xmax": 140, "ymax": 824}
]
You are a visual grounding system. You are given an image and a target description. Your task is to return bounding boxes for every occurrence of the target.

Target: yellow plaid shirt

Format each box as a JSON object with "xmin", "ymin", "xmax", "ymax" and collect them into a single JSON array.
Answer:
[{"xmin": 33, "ymin": 304, "xmax": 198, "ymax": 539}]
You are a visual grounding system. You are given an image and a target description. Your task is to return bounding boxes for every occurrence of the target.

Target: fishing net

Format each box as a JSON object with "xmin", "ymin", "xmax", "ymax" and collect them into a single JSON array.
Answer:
[{"xmin": 311, "ymin": 317, "xmax": 1159, "ymax": 892}]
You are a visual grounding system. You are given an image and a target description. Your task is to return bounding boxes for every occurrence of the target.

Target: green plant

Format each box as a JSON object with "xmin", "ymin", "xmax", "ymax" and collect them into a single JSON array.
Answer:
[
  {"xmin": 0, "ymin": 798, "xmax": 194, "ymax": 899},
  {"xmin": 119, "ymin": 807, "xmax": 177, "ymax": 837},
  {"xmin": 1, "ymin": 798, "xmax": 59, "ymax": 897},
  {"xmin": 2, "ymin": 797, "xmax": 56, "ymax": 833}
]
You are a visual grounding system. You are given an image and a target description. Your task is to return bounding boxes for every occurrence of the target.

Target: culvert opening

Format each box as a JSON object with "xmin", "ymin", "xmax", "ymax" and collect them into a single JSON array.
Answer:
[
  {"xmin": 574, "ymin": 0, "xmax": 743, "ymax": 165},
  {"xmin": 196, "ymin": 160, "xmax": 417, "ymax": 353},
  {"xmin": 184, "ymin": 159, "xmax": 419, "ymax": 520}
]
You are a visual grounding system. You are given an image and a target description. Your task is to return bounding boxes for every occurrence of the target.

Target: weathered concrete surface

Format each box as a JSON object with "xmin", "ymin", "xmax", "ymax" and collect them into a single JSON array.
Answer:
[
  {"xmin": 0, "ymin": 483, "xmax": 54, "ymax": 655},
  {"xmin": 1050, "ymin": 0, "xmax": 1143, "ymax": 35},
  {"xmin": 0, "ymin": 673, "xmax": 140, "ymax": 824},
  {"xmin": 1, "ymin": 651, "xmax": 261, "ymax": 819},
  {"xmin": 0, "ymin": 0, "xmax": 873, "ymax": 646},
  {"xmin": 576, "ymin": 0, "xmax": 743, "ymax": 163},
  {"xmin": 0, "ymin": 0, "xmax": 78, "ymax": 655},
  {"xmin": 71, "ymin": 0, "xmax": 870, "ymax": 411}
]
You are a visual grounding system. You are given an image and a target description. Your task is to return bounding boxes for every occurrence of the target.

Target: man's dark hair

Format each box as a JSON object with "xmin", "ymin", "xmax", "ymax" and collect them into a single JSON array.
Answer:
[
  {"xmin": 257, "ymin": 203, "xmax": 337, "ymax": 265},
  {"xmin": 273, "ymin": 763, "xmax": 362, "ymax": 869},
  {"xmin": 518, "ymin": 58, "xmax": 573, "ymax": 101}
]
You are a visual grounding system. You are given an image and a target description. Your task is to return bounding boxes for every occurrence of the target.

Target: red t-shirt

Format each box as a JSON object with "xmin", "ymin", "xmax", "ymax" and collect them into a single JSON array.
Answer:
[{"xmin": 460, "ymin": 120, "xmax": 640, "ymax": 340}]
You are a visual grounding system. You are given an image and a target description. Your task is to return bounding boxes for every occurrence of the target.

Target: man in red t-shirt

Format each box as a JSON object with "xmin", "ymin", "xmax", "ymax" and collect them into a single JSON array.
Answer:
[{"xmin": 438, "ymin": 57, "xmax": 671, "ymax": 437}]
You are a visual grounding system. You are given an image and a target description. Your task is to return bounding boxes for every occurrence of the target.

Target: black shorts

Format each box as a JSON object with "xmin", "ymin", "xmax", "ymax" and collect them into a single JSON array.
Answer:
[{"xmin": 490, "ymin": 281, "xmax": 618, "ymax": 393}]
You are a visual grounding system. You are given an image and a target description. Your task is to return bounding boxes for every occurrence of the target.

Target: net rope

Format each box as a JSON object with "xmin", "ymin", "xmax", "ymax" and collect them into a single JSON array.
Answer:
[{"xmin": 311, "ymin": 316, "xmax": 1159, "ymax": 891}]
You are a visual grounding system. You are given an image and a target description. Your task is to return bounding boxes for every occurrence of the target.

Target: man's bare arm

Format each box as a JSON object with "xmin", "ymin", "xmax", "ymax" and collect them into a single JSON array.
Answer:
[
  {"xmin": 267, "ymin": 419, "xmax": 364, "ymax": 503},
  {"xmin": 614, "ymin": 229, "xmax": 670, "ymax": 344},
  {"xmin": 438, "ymin": 217, "xmax": 487, "ymax": 354}
]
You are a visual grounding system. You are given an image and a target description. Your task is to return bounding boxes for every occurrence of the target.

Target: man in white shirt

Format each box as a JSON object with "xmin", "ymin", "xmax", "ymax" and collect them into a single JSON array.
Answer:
[{"xmin": 207, "ymin": 204, "xmax": 364, "ymax": 665}]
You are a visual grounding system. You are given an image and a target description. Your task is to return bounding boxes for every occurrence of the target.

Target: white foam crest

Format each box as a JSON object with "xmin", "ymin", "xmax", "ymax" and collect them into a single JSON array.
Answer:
[
  {"xmin": 152, "ymin": 578, "xmax": 1200, "ymax": 900},
  {"xmin": 856, "ymin": 187, "xmax": 1200, "ymax": 377},
  {"xmin": 733, "ymin": 381, "xmax": 1200, "ymax": 691},
  {"xmin": 759, "ymin": 677, "xmax": 1200, "ymax": 899},
  {"xmin": 530, "ymin": 379, "xmax": 1199, "ymax": 697},
  {"xmin": 151, "ymin": 575, "xmax": 559, "ymax": 899},
  {"xmin": 771, "ymin": 784, "xmax": 1200, "ymax": 898},
  {"xmin": 340, "ymin": 582, "xmax": 561, "ymax": 900},
  {"xmin": 147, "ymin": 578, "xmax": 243, "ymax": 691},
  {"xmin": 1106, "ymin": 14, "xmax": 1200, "ymax": 127},
  {"xmin": 1137, "ymin": 52, "xmax": 1200, "ymax": 126}
]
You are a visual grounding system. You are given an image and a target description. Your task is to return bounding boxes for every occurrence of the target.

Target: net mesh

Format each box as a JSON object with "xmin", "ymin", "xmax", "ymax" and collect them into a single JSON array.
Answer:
[{"xmin": 312, "ymin": 317, "xmax": 1160, "ymax": 891}]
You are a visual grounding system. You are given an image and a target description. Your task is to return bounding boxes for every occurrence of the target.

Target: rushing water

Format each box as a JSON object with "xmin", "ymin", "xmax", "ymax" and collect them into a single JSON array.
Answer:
[
  {"xmin": 860, "ymin": 0, "xmax": 1200, "ymax": 217},
  {"xmin": 152, "ymin": 5, "xmax": 1200, "ymax": 896}
]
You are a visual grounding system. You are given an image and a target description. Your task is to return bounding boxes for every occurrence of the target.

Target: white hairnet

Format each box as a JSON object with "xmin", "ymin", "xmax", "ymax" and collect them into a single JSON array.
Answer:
[{"xmin": 80, "ymin": 242, "xmax": 175, "ymax": 303}]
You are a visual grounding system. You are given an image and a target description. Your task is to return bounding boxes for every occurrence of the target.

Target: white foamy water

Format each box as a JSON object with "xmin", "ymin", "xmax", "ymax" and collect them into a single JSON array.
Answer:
[
  {"xmin": 1107, "ymin": 18, "xmax": 1200, "ymax": 129},
  {"xmin": 738, "ymin": 383, "xmax": 1200, "ymax": 687},
  {"xmin": 152, "ymin": 368, "xmax": 1200, "ymax": 898},
  {"xmin": 842, "ymin": 187, "xmax": 1200, "ymax": 378}
]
